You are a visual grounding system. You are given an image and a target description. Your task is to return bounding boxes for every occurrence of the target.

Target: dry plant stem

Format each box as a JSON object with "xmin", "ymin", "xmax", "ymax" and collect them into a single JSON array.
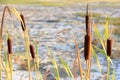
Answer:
[
  {"xmin": 73, "ymin": 58, "xmax": 77, "ymax": 80},
  {"xmin": 72, "ymin": 33, "xmax": 83, "ymax": 80},
  {"xmin": 43, "ymin": 69, "xmax": 51, "ymax": 80},
  {"xmin": 107, "ymin": 57, "xmax": 110, "ymax": 80},
  {"xmin": 24, "ymin": 30, "xmax": 31, "ymax": 80},
  {"xmin": 85, "ymin": 60, "xmax": 87, "ymax": 80},
  {"xmin": 0, "ymin": 6, "xmax": 12, "ymax": 80},
  {"xmin": 88, "ymin": 35, "xmax": 92, "ymax": 80},
  {"xmin": 8, "ymin": 54, "xmax": 13, "ymax": 80}
]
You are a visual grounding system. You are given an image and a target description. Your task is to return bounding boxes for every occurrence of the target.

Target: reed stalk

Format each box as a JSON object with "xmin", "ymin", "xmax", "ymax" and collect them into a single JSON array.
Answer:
[
  {"xmin": 0, "ymin": 6, "xmax": 12, "ymax": 80},
  {"xmin": 84, "ymin": 4, "xmax": 92, "ymax": 80},
  {"xmin": 71, "ymin": 33, "xmax": 83, "ymax": 80},
  {"xmin": 7, "ymin": 37, "xmax": 13, "ymax": 80},
  {"xmin": 20, "ymin": 14, "xmax": 31, "ymax": 80},
  {"xmin": 29, "ymin": 44, "xmax": 39, "ymax": 80},
  {"xmin": 107, "ymin": 38, "xmax": 112, "ymax": 80}
]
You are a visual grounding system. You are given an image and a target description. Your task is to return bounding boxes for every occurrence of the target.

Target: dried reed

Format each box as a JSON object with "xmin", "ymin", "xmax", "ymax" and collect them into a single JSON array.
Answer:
[
  {"xmin": 7, "ymin": 37, "xmax": 13, "ymax": 80},
  {"xmin": 0, "ymin": 6, "xmax": 12, "ymax": 80}
]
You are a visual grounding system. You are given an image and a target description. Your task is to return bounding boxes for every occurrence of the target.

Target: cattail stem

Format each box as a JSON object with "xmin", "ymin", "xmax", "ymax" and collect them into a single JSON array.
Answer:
[
  {"xmin": 107, "ymin": 57, "xmax": 110, "ymax": 80},
  {"xmin": 21, "ymin": 13, "xmax": 31, "ymax": 80},
  {"xmin": 24, "ymin": 30, "xmax": 31, "ymax": 80},
  {"xmin": 7, "ymin": 37, "xmax": 13, "ymax": 80},
  {"xmin": 86, "ymin": 15, "xmax": 90, "ymax": 34},
  {"xmin": 29, "ymin": 44, "xmax": 39, "ymax": 79},
  {"xmin": 106, "ymin": 38, "xmax": 112, "ymax": 80}
]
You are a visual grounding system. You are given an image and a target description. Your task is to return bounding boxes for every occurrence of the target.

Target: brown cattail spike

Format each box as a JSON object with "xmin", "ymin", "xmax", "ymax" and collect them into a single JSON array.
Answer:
[
  {"xmin": 20, "ymin": 13, "xmax": 26, "ymax": 31},
  {"xmin": 30, "ymin": 44, "xmax": 35, "ymax": 59},
  {"xmin": 107, "ymin": 38, "xmax": 112, "ymax": 57},
  {"xmin": 7, "ymin": 38, "xmax": 12, "ymax": 54},
  {"xmin": 84, "ymin": 34, "xmax": 91, "ymax": 60}
]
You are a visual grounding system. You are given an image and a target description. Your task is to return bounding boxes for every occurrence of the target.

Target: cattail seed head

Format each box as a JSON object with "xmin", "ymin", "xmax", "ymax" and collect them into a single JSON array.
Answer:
[
  {"xmin": 107, "ymin": 38, "xmax": 112, "ymax": 57},
  {"xmin": 84, "ymin": 34, "xmax": 91, "ymax": 60},
  {"xmin": 7, "ymin": 38, "xmax": 12, "ymax": 54},
  {"xmin": 30, "ymin": 44, "xmax": 35, "ymax": 59},
  {"xmin": 20, "ymin": 13, "xmax": 26, "ymax": 31}
]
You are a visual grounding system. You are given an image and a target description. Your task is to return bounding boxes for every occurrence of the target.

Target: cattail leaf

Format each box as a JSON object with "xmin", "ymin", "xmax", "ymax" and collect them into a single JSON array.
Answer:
[
  {"xmin": 92, "ymin": 47, "xmax": 102, "ymax": 74},
  {"xmin": 47, "ymin": 46, "xmax": 60, "ymax": 80},
  {"xmin": 104, "ymin": 19, "xmax": 109, "ymax": 41},
  {"xmin": 93, "ymin": 24, "xmax": 106, "ymax": 54},
  {"xmin": 59, "ymin": 57, "xmax": 74, "ymax": 79},
  {"xmin": 93, "ymin": 45, "xmax": 106, "ymax": 56}
]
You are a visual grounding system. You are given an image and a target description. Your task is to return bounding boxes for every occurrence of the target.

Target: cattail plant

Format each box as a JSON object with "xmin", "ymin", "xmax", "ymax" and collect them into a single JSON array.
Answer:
[
  {"xmin": 7, "ymin": 37, "xmax": 13, "ymax": 80},
  {"xmin": 106, "ymin": 38, "xmax": 113, "ymax": 80},
  {"xmin": 20, "ymin": 13, "xmax": 26, "ymax": 31},
  {"xmin": 84, "ymin": 3, "xmax": 92, "ymax": 80},
  {"xmin": 20, "ymin": 13, "xmax": 31, "ymax": 80}
]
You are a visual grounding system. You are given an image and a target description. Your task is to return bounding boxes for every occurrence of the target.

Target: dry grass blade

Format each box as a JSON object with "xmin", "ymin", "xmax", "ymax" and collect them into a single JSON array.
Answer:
[
  {"xmin": 71, "ymin": 32, "xmax": 83, "ymax": 80},
  {"xmin": 0, "ymin": 6, "xmax": 12, "ymax": 39},
  {"xmin": 0, "ymin": 6, "xmax": 12, "ymax": 80}
]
